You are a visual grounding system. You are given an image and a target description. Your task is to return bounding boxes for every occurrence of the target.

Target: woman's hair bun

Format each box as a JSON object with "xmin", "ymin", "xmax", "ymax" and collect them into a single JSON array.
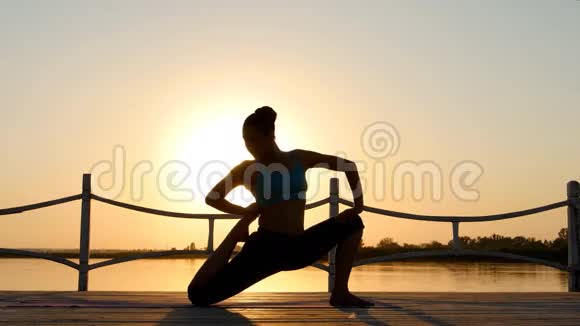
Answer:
[
  {"xmin": 254, "ymin": 106, "xmax": 277, "ymax": 123},
  {"xmin": 243, "ymin": 105, "xmax": 277, "ymax": 136}
]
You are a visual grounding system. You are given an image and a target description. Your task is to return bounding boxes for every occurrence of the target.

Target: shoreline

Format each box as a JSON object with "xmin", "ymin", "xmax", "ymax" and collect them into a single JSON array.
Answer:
[{"xmin": 0, "ymin": 250, "xmax": 566, "ymax": 265}]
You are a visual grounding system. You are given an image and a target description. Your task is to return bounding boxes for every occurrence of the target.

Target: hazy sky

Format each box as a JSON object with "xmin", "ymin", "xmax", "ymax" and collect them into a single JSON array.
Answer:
[{"xmin": 1, "ymin": 1, "xmax": 579, "ymax": 250}]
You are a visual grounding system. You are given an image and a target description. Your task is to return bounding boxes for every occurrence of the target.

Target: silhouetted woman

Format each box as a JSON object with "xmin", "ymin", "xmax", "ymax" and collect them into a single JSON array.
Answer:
[{"xmin": 187, "ymin": 106, "xmax": 374, "ymax": 307}]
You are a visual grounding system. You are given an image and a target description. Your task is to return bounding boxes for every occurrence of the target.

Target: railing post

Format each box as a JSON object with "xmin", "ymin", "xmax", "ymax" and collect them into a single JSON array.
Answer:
[
  {"xmin": 328, "ymin": 177, "xmax": 339, "ymax": 292},
  {"xmin": 78, "ymin": 173, "xmax": 91, "ymax": 291},
  {"xmin": 452, "ymin": 221, "xmax": 461, "ymax": 251},
  {"xmin": 207, "ymin": 217, "xmax": 215, "ymax": 253},
  {"xmin": 567, "ymin": 180, "xmax": 580, "ymax": 291}
]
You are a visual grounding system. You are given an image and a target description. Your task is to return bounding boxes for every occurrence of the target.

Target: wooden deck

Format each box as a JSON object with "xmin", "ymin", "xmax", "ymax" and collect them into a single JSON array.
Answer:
[{"xmin": 1, "ymin": 291, "xmax": 580, "ymax": 325}]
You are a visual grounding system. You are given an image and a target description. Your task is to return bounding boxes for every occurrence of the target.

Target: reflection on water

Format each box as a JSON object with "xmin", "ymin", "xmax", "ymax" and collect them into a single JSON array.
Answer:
[{"xmin": 0, "ymin": 258, "xmax": 567, "ymax": 292}]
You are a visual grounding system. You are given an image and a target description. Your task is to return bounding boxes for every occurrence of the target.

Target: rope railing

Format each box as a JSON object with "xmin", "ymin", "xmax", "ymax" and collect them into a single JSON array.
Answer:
[
  {"xmin": 1, "ymin": 174, "xmax": 579, "ymax": 292},
  {"xmin": 91, "ymin": 193, "xmax": 330, "ymax": 219},
  {"xmin": 0, "ymin": 194, "xmax": 82, "ymax": 216},
  {"xmin": 91, "ymin": 194, "xmax": 240, "ymax": 219},
  {"xmin": 0, "ymin": 248, "xmax": 80, "ymax": 270},
  {"xmin": 87, "ymin": 249, "xmax": 209, "ymax": 270},
  {"xmin": 338, "ymin": 198, "xmax": 570, "ymax": 222},
  {"xmin": 352, "ymin": 249, "xmax": 574, "ymax": 272}
]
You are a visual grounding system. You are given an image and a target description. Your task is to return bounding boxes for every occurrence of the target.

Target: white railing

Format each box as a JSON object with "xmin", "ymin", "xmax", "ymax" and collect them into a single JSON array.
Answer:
[{"xmin": 1, "ymin": 174, "xmax": 579, "ymax": 292}]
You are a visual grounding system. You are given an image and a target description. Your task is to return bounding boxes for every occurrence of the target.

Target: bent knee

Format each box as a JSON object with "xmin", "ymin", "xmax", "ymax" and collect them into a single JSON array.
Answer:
[
  {"xmin": 187, "ymin": 284, "xmax": 205, "ymax": 306},
  {"xmin": 352, "ymin": 214, "xmax": 365, "ymax": 229},
  {"xmin": 187, "ymin": 280, "xmax": 215, "ymax": 306},
  {"xmin": 335, "ymin": 213, "xmax": 365, "ymax": 230},
  {"xmin": 188, "ymin": 287, "xmax": 215, "ymax": 306},
  {"xmin": 349, "ymin": 214, "xmax": 365, "ymax": 231}
]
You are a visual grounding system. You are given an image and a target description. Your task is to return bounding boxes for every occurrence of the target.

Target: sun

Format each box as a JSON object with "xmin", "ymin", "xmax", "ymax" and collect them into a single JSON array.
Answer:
[
  {"xmin": 161, "ymin": 101, "xmax": 304, "ymax": 208},
  {"xmin": 168, "ymin": 112, "xmax": 255, "ymax": 206}
]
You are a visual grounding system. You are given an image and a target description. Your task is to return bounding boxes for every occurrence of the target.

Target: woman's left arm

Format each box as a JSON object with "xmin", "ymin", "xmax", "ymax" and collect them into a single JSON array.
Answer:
[{"xmin": 294, "ymin": 149, "xmax": 364, "ymax": 213}]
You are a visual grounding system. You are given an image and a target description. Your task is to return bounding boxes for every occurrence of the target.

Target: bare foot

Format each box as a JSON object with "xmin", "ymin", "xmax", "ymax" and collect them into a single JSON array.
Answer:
[{"xmin": 330, "ymin": 291, "xmax": 374, "ymax": 307}]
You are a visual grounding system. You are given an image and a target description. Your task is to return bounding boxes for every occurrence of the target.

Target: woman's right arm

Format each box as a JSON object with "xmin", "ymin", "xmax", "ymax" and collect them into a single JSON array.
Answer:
[{"xmin": 205, "ymin": 160, "xmax": 254, "ymax": 216}]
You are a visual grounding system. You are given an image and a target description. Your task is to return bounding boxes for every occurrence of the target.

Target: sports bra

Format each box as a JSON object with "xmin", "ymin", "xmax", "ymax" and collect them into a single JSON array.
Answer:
[{"xmin": 252, "ymin": 153, "xmax": 308, "ymax": 207}]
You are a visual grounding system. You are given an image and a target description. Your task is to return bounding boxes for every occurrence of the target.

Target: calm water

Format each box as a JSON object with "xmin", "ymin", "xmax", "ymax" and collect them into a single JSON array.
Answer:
[{"xmin": 0, "ymin": 258, "xmax": 567, "ymax": 292}]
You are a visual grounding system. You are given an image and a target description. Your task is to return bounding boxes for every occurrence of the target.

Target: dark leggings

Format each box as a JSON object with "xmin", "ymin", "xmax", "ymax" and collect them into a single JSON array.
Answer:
[{"xmin": 187, "ymin": 213, "xmax": 365, "ymax": 306}]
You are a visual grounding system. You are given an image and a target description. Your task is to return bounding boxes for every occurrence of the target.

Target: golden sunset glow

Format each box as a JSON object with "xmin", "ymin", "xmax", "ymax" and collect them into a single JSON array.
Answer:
[{"xmin": 0, "ymin": 2, "xmax": 578, "ymax": 255}]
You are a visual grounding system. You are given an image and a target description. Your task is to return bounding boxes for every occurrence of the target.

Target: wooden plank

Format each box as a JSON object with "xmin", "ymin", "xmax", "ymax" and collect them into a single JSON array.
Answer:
[{"xmin": 1, "ymin": 291, "xmax": 580, "ymax": 325}]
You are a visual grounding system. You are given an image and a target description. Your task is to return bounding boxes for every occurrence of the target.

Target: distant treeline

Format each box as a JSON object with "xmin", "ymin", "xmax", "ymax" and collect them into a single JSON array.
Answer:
[
  {"xmin": 357, "ymin": 228, "xmax": 569, "ymax": 265},
  {"xmin": 1, "ymin": 228, "xmax": 569, "ymax": 264}
]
